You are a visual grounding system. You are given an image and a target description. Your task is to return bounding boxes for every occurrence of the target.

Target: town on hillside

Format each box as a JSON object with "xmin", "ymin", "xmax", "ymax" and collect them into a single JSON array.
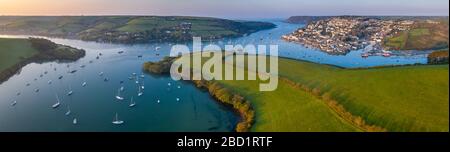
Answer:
[{"xmin": 282, "ymin": 17, "xmax": 418, "ymax": 55}]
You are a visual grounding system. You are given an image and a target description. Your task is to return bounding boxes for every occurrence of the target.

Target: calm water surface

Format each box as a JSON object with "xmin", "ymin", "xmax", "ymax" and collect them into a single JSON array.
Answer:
[{"xmin": 0, "ymin": 20, "xmax": 428, "ymax": 131}]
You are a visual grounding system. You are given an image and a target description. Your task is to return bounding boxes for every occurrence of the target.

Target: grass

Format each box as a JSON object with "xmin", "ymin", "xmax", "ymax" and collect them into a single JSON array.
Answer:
[
  {"xmin": 179, "ymin": 52, "xmax": 448, "ymax": 132},
  {"xmin": 277, "ymin": 59, "xmax": 449, "ymax": 132},
  {"xmin": 384, "ymin": 21, "xmax": 449, "ymax": 50},
  {"xmin": 0, "ymin": 38, "xmax": 38, "ymax": 72}
]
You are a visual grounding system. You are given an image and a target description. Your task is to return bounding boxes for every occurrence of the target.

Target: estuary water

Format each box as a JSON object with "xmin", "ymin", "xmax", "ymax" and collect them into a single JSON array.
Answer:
[{"xmin": 0, "ymin": 20, "xmax": 428, "ymax": 131}]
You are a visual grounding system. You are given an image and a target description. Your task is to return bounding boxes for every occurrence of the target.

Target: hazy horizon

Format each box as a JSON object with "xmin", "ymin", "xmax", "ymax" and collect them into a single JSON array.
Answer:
[{"xmin": 0, "ymin": 0, "xmax": 448, "ymax": 19}]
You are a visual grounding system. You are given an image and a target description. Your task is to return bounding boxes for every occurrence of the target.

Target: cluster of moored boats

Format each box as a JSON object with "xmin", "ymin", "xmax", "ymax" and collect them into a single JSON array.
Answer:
[{"xmin": 10, "ymin": 48, "xmax": 182, "ymax": 126}]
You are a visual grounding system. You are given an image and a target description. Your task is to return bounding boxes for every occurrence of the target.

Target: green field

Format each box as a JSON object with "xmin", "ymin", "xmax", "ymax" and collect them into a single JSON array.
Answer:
[
  {"xmin": 0, "ymin": 38, "xmax": 38, "ymax": 72},
  {"xmin": 384, "ymin": 21, "xmax": 449, "ymax": 50},
  {"xmin": 178, "ymin": 53, "xmax": 449, "ymax": 132},
  {"xmin": 277, "ymin": 59, "xmax": 449, "ymax": 132}
]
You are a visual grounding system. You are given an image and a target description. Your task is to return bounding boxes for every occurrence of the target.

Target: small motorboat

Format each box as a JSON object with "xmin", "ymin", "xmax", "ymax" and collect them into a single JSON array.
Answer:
[
  {"xmin": 99, "ymin": 72, "xmax": 104, "ymax": 76},
  {"xmin": 82, "ymin": 82, "xmax": 87, "ymax": 87},
  {"xmin": 73, "ymin": 118, "xmax": 77, "ymax": 125},
  {"xmin": 48, "ymin": 80, "xmax": 52, "ymax": 84},
  {"xmin": 104, "ymin": 78, "xmax": 110, "ymax": 82},
  {"xmin": 118, "ymin": 51, "xmax": 124, "ymax": 54},
  {"xmin": 67, "ymin": 91, "xmax": 73, "ymax": 96},
  {"xmin": 11, "ymin": 101, "xmax": 17, "ymax": 106},
  {"xmin": 58, "ymin": 76, "xmax": 63, "ymax": 79}
]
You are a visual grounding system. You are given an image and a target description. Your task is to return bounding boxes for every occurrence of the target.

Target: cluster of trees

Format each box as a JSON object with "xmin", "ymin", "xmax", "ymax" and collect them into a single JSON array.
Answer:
[
  {"xmin": 143, "ymin": 57, "xmax": 177, "ymax": 74},
  {"xmin": 280, "ymin": 78, "xmax": 387, "ymax": 132},
  {"xmin": 428, "ymin": 50, "xmax": 449, "ymax": 64},
  {"xmin": 29, "ymin": 38, "xmax": 58, "ymax": 52},
  {"xmin": 28, "ymin": 38, "xmax": 85, "ymax": 61},
  {"xmin": 193, "ymin": 80, "xmax": 255, "ymax": 132}
]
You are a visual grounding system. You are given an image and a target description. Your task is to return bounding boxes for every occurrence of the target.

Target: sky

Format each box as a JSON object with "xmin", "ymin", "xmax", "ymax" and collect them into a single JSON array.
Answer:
[{"xmin": 0, "ymin": 0, "xmax": 448, "ymax": 18}]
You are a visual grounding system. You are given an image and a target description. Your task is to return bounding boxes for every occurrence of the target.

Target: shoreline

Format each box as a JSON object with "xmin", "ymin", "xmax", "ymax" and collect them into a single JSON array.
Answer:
[
  {"xmin": 142, "ymin": 54, "xmax": 448, "ymax": 132},
  {"xmin": 0, "ymin": 39, "xmax": 86, "ymax": 84},
  {"xmin": 143, "ymin": 57, "xmax": 254, "ymax": 132}
]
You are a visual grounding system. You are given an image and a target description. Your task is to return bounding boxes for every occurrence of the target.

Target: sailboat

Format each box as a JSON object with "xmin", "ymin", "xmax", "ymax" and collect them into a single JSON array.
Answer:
[
  {"xmin": 112, "ymin": 113, "xmax": 124, "ymax": 125},
  {"xmin": 65, "ymin": 106, "xmax": 71, "ymax": 116},
  {"xmin": 137, "ymin": 86, "xmax": 143, "ymax": 97},
  {"xmin": 53, "ymin": 94, "xmax": 61, "ymax": 109},
  {"xmin": 67, "ymin": 85, "xmax": 73, "ymax": 96},
  {"xmin": 115, "ymin": 88, "xmax": 124, "ymax": 100},
  {"xmin": 129, "ymin": 97, "xmax": 136, "ymax": 107}
]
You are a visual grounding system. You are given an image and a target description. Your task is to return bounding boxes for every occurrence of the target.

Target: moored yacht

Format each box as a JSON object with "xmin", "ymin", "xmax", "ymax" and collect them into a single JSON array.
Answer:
[{"xmin": 112, "ymin": 113, "xmax": 124, "ymax": 125}]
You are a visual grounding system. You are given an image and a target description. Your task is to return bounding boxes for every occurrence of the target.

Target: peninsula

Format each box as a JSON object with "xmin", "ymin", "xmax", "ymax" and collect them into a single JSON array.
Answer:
[
  {"xmin": 0, "ymin": 38, "xmax": 85, "ymax": 83},
  {"xmin": 0, "ymin": 16, "xmax": 276, "ymax": 44}
]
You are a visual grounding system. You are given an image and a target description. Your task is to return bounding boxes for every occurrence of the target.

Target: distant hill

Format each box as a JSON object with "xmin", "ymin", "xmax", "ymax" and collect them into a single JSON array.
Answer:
[
  {"xmin": 0, "ymin": 16, "xmax": 275, "ymax": 44},
  {"xmin": 286, "ymin": 16, "xmax": 449, "ymax": 24},
  {"xmin": 286, "ymin": 16, "xmax": 333, "ymax": 24}
]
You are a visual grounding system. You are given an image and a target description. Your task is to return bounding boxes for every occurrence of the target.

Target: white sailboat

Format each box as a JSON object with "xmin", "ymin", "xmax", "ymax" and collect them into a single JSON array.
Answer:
[
  {"xmin": 129, "ymin": 97, "xmax": 136, "ymax": 107},
  {"xmin": 115, "ymin": 88, "xmax": 124, "ymax": 100},
  {"xmin": 138, "ymin": 85, "xmax": 143, "ymax": 97},
  {"xmin": 112, "ymin": 113, "xmax": 124, "ymax": 125},
  {"xmin": 65, "ymin": 106, "xmax": 71, "ymax": 116},
  {"xmin": 53, "ymin": 94, "xmax": 61, "ymax": 109}
]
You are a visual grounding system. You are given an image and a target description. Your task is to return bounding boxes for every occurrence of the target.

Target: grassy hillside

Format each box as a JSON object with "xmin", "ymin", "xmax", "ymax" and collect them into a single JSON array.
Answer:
[
  {"xmin": 0, "ymin": 16, "xmax": 275, "ymax": 43},
  {"xmin": 0, "ymin": 38, "xmax": 38, "ymax": 72},
  {"xmin": 0, "ymin": 38, "xmax": 85, "ymax": 83},
  {"xmin": 277, "ymin": 59, "xmax": 448, "ymax": 132},
  {"xmin": 384, "ymin": 20, "xmax": 449, "ymax": 50},
  {"xmin": 145, "ymin": 52, "xmax": 448, "ymax": 132}
]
